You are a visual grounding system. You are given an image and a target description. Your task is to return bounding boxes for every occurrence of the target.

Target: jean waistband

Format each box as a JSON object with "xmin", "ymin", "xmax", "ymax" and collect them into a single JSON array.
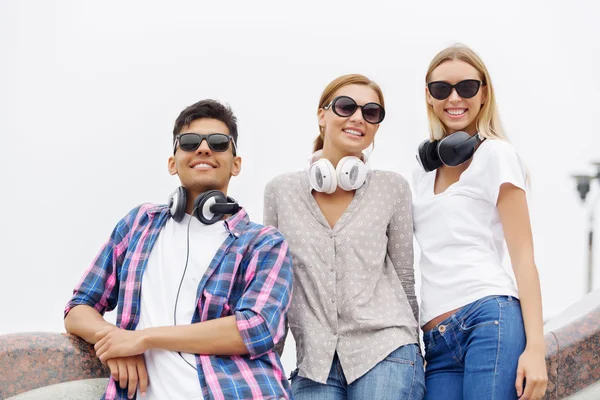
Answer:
[{"xmin": 423, "ymin": 295, "xmax": 518, "ymax": 342}]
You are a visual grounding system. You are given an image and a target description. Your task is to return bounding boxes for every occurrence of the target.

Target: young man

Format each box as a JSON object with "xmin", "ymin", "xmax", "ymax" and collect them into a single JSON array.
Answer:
[{"xmin": 64, "ymin": 100, "xmax": 293, "ymax": 400}]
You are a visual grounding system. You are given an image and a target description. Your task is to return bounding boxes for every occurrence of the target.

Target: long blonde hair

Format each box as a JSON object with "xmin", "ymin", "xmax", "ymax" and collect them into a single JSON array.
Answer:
[
  {"xmin": 314, "ymin": 74, "xmax": 385, "ymax": 152},
  {"xmin": 425, "ymin": 44, "xmax": 507, "ymax": 142},
  {"xmin": 426, "ymin": 45, "xmax": 531, "ymax": 184}
]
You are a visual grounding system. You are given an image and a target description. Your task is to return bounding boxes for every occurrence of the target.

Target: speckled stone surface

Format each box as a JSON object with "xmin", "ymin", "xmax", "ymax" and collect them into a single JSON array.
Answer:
[
  {"xmin": 0, "ymin": 332, "xmax": 108, "ymax": 399},
  {"xmin": 545, "ymin": 304, "xmax": 600, "ymax": 399},
  {"xmin": 545, "ymin": 332, "xmax": 560, "ymax": 399}
]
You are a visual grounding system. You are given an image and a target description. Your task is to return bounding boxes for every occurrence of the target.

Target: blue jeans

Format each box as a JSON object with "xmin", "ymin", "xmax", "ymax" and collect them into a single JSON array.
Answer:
[
  {"xmin": 291, "ymin": 344, "xmax": 425, "ymax": 400},
  {"xmin": 423, "ymin": 295, "xmax": 526, "ymax": 400}
]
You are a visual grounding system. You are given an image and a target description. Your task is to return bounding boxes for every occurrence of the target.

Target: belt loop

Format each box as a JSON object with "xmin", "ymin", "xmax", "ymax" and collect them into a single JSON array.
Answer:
[{"xmin": 425, "ymin": 328, "xmax": 436, "ymax": 346}]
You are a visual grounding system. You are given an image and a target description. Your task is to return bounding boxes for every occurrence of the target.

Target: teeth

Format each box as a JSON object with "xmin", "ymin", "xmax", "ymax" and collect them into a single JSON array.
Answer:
[
  {"xmin": 193, "ymin": 163, "xmax": 213, "ymax": 169},
  {"xmin": 344, "ymin": 129, "xmax": 363, "ymax": 136},
  {"xmin": 447, "ymin": 109, "xmax": 466, "ymax": 115}
]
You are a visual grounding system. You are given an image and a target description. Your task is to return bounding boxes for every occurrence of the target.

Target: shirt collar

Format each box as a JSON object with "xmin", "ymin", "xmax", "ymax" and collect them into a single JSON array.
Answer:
[{"xmin": 223, "ymin": 207, "xmax": 249, "ymax": 238}]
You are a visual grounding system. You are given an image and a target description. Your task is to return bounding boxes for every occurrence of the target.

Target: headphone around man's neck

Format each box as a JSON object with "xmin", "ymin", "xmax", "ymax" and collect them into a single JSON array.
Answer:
[{"xmin": 168, "ymin": 187, "xmax": 240, "ymax": 225}]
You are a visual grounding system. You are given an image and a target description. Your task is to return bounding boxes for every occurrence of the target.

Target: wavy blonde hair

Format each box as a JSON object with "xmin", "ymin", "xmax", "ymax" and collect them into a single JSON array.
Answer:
[
  {"xmin": 426, "ymin": 45, "xmax": 531, "ymax": 184},
  {"xmin": 314, "ymin": 74, "xmax": 384, "ymax": 152},
  {"xmin": 425, "ymin": 44, "xmax": 508, "ymax": 142}
]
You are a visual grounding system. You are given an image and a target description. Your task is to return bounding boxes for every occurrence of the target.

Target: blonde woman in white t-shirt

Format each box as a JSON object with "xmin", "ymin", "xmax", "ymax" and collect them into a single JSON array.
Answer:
[{"xmin": 412, "ymin": 44, "xmax": 548, "ymax": 400}]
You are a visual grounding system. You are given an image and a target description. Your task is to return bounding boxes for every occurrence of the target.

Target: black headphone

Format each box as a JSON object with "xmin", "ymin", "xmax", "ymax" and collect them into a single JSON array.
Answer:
[
  {"xmin": 168, "ymin": 187, "xmax": 240, "ymax": 225},
  {"xmin": 416, "ymin": 131, "xmax": 486, "ymax": 172}
]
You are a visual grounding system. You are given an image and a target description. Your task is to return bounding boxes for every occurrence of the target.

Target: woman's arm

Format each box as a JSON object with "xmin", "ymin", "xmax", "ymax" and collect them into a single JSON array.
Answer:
[
  {"xmin": 387, "ymin": 176, "xmax": 419, "ymax": 327},
  {"xmin": 498, "ymin": 183, "xmax": 547, "ymax": 400}
]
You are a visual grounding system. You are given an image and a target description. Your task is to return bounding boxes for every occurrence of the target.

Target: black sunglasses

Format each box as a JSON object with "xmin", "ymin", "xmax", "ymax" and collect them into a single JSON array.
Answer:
[
  {"xmin": 427, "ymin": 79, "xmax": 483, "ymax": 100},
  {"xmin": 324, "ymin": 96, "xmax": 385, "ymax": 124},
  {"xmin": 173, "ymin": 133, "xmax": 237, "ymax": 155}
]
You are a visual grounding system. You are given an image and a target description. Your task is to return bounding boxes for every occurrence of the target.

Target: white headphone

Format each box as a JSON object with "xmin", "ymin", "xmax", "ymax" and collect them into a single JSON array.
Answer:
[{"xmin": 306, "ymin": 150, "xmax": 370, "ymax": 194}]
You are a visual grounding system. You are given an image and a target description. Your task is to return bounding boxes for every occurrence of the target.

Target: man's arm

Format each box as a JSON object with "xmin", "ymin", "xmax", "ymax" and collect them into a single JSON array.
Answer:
[
  {"xmin": 95, "ymin": 315, "xmax": 247, "ymax": 362},
  {"xmin": 63, "ymin": 207, "xmax": 136, "ymax": 338},
  {"xmin": 63, "ymin": 235, "xmax": 123, "ymax": 342},
  {"xmin": 68, "ymin": 308, "xmax": 150, "ymax": 399},
  {"xmin": 65, "ymin": 304, "xmax": 115, "ymax": 344},
  {"xmin": 263, "ymin": 179, "xmax": 289, "ymax": 357},
  {"xmin": 63, "ymin": 207, "xmax": 150, "ymax": 398},
  {"xmin": 95, "ymin": 229, "xmax": 293, "ymax": 361}
]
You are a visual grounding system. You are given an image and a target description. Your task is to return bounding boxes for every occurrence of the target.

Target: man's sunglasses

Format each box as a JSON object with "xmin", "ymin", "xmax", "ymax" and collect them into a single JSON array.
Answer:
[
  {"xmin": 173, "ymin": 133, "xmax": 237, "ymax": 155},
  {"xmin": 324, "ymin": 95, "xmax": 385, "ymax": 124},
  {"xmin": 427, "ymin": 79, "xmax": 483, "ymax": 100}
]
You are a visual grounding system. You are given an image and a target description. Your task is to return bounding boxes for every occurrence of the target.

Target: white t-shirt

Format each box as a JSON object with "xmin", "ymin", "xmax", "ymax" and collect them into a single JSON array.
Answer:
[
  {"xmin": 412, "ymin": 139, "xmax": 527, "ymax": 326},
  {"xmin": 135, "ymin": 214, "xmax": 228, "ymax": 400}
]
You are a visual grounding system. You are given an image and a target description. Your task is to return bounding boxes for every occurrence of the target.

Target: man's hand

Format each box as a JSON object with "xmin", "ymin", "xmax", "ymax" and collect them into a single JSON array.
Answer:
[
  {"xmin": 94, "ymin": 326, "xmax": 147, "ymax": 363},
  {"xmin": 107, "ymin": 355, "xmax": 149, "ymax": 399}
]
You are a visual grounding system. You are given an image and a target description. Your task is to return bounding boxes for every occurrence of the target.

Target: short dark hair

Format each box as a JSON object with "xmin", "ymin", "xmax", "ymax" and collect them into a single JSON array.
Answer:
[{"xmin": 172, "ymin": 99, "xmax": 238, "ymax": 149}]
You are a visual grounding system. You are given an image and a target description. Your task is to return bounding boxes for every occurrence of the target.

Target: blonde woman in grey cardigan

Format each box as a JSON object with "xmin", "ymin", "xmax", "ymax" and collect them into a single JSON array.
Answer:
[{"xmin": 264, "ymin": 74, "xmax": 424, "ymax": 400}]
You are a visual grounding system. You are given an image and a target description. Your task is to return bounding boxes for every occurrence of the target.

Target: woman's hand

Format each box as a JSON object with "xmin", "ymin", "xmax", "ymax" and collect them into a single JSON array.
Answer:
[{"xmin": 515, "ymin": 345, "xmax": 548, "ymax": 400}]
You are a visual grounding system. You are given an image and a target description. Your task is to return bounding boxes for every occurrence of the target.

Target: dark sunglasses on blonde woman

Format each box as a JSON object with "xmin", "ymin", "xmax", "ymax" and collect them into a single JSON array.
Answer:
[{"xmin": 427, "ymin": 79, "xmax": 483, "ymax": 100}]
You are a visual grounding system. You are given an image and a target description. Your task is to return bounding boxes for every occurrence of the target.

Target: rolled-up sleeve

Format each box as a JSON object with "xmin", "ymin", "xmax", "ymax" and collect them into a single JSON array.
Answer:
[
  {"xmin": 64, "ymin": 207, "xmax": 136, "ymax": 317},
  {"xmin": 234, "ymin": 228, "xmax": 293, "ymax": 359}
]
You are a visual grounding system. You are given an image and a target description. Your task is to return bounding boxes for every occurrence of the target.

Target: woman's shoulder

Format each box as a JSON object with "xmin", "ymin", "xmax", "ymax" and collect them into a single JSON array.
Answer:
[
  {"xmin": 478, "ymin": 138, "xmax": 519, "ymax": 158},
  {"xmin": 371, "ymin": 169, "xmax": 409, "ymax": 183},
  {"xmin": 370, "ymin": 170, "xmax": 412, "ymax": 191},
  {"xmin": 475, "ymin": 138, "xmax": 526, "ymax": 173},
  {"xmin": 265, "ymin": 171, "xmax": 305, "ymax": 193}
]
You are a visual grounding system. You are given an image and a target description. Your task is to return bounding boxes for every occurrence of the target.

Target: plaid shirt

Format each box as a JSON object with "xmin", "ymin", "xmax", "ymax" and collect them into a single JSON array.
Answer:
[{"xmin": 65, "ymin": 204, "xmax": 293, "ymax": 400}]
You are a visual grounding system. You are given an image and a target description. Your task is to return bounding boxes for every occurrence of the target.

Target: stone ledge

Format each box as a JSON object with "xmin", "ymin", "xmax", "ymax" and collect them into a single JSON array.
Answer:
[
  {"xmin": 0, "ymin": 332, "xmax": 109, "ymax": 399},
  {"xmin": 544, "ymin": 290, "xmax": 600, "ymax": 399},
  {"xmin": 1, "ymin": 291, "xmax": 599, "ymax": 399},
  {"xmin": 6, "ymin": 378, "xmax": 108, "ymax": 400}
]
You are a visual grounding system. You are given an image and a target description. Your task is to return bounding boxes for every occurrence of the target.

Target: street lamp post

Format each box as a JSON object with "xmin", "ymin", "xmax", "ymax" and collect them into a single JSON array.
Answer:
[{"xmin": 572, "ymin": 163, "xmax": 600, "ymax": 294}]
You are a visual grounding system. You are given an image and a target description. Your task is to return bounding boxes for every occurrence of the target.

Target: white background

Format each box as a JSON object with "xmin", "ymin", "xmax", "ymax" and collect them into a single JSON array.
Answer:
[{"xmin": 1, "ymin": 0, "xmax": 600, "ymax": 374}]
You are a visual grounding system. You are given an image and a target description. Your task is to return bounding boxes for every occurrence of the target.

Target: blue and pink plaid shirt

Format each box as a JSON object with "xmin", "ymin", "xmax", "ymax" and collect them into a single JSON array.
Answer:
[{"xmin": 65, "ymin": 204, "xmax": 293, "ymax": 400}]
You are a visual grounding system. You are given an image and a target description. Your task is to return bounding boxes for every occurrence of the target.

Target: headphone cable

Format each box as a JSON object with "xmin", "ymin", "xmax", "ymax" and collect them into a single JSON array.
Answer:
[{"xmin": 173, "ymin": 208, "xmax": 199, "ymax": 370}]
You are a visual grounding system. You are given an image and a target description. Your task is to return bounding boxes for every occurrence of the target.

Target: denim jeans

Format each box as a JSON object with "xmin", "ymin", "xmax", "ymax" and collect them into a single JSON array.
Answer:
[
  {"xmin": 290, "ymin": 343, "xmax": 425, "ymax": 400},
  {"xmin": 423, "ymin": 295, "xmax": 526, "ymax": 400}
]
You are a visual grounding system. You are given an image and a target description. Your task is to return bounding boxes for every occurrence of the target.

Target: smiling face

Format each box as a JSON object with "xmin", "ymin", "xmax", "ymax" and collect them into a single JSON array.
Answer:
[
  {"xmin": 168, "ymin": 118, "xmax": 241, "ymax": 199},
  {"xmin": 426, "ymin": 59, "xmax": 488, "ymax": 135},
  {"xmin": 317, "ymin": 84, "xmax": 381, "ymax": 157}
]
